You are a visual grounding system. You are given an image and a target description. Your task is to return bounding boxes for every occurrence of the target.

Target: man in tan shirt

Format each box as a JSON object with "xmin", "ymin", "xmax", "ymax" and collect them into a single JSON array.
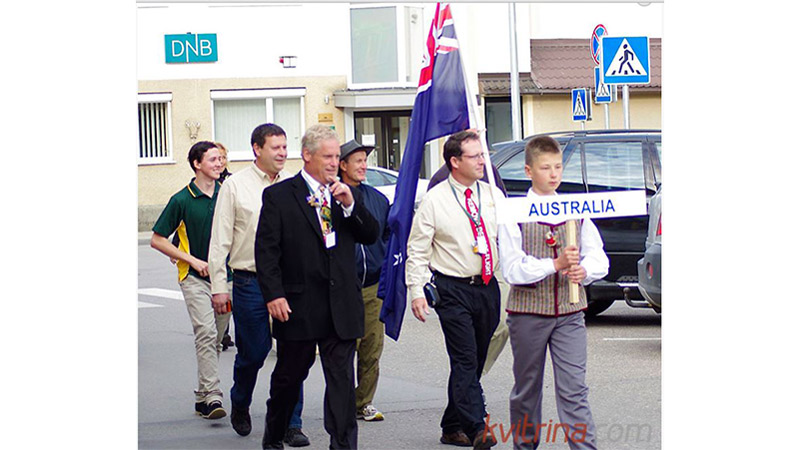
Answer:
[
  {"xmin": 406, "ymin": 130, "xmax": 504, "ymax": 449},
  {"xmin": 208, "ymin": 123, "xmax": 308, "ymax": 447}
]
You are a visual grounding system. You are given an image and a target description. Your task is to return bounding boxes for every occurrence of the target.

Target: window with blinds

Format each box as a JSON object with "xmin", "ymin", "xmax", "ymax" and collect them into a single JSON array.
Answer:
[
  {"xmin": 210, "ymin": 89, "xmax": 305, "ymax": 160},
  {"xmin": 138, "ymin": 93, "xmax": 173, "ymax": 164}
]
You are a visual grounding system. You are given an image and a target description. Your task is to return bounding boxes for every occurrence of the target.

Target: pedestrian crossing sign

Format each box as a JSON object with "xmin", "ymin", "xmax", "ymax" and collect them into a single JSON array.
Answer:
[
  {"xmin": 600, "ymin": 36, "xmax": 650, "ymax": 85},
  {"xmin": 572, "ymin": 88, "xmax": 588, "ymax": 121},
  {"xmin": 594, "ymin": 67, "xmax": 614, "ymax": 104}
]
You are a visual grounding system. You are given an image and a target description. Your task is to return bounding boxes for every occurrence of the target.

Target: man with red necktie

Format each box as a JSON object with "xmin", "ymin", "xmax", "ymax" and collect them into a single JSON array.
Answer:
[{"xmin": 406, "ymin": 130, "xmax": 505, "ymax": 449}]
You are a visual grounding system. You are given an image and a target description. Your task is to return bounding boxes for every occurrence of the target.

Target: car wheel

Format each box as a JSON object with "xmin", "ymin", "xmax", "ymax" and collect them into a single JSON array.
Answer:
[{"xmin": 585, "ymin": 299, "xmax": 614, "ymax": 317}]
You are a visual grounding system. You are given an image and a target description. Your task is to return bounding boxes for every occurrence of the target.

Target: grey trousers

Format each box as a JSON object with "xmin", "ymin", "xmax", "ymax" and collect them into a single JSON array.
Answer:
[{"xmin": 508, "ymin": 312, "xmax": 596, "ymax": 450}]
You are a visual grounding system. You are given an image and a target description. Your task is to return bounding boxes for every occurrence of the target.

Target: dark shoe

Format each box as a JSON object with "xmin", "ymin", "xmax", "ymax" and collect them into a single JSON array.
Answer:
[
  {"xmin": 222, "ymin": 334, "xmax": 234, "ymax": 351},
  {"xmin": 283, "ymin": 428, "xmax": 310, "ymax": 447},
  {"xmin": 262, "ymin": 442, "xmax": 284, "ymax": 450},
  {"xmin": 231, "ymin": 407, "xmax": 251, "ymax": 436},
  {"xmin": 472, "ymin": 429, "xmax": 497, "ymax": 449},
  {"xmin": 195, "ymin": 400, "xmax": 226, "ymax": 420},
  {"xmin": 440, "ymin": 430, "xmax": 472, "ymax": 447}
]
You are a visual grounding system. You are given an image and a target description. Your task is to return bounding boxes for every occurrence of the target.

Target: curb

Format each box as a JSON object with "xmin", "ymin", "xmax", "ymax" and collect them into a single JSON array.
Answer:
[{"xmin": 138, "ymin": 231, "xmax": 153, "ymax": 246}]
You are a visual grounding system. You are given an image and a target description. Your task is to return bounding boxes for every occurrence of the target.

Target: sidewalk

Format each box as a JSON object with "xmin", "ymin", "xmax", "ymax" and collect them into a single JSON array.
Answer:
[{"xmin": 138, "ymin": 231, "xmax": 152, "ymax": 246}]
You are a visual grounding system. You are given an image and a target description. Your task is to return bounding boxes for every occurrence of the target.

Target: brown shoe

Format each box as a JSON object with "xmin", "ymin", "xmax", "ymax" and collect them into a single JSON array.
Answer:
[
  {"xmin": 472, "ymin": 429, "xmax": 497, "ymax": 449},
  {"xmin": 440, "ymin": 430, "xmax": 471, "ymax": 447}
]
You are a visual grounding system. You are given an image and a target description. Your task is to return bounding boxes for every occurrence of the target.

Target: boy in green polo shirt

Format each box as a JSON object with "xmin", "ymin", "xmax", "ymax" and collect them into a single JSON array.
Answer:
[{"xmin": 150, "ymin": 141, "xmax": 233, "ymax": 420}]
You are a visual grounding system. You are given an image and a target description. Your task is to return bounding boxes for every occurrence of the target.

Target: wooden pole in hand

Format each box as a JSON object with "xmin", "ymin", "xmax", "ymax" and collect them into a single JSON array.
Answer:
[{"xmin": 565, "ymin": 220, "xmax": 580, "ymax": 304}]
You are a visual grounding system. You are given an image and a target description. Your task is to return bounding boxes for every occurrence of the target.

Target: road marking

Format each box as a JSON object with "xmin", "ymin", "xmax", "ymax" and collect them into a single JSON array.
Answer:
[
  {"xmin": 603, "ymin": 337, "xmax": 661, "ymax": 341},
  {"xmin": 138, "ymin": 301, "xmax": 164, "ymax": 309},
  {"xmin": 138, "ymin": 288, "xmax": 184, "ymax": 300}
]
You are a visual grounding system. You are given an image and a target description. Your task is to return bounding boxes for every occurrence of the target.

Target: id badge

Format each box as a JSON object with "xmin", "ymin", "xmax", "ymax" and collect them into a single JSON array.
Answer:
[
  {"xmin": 325, "ymin": 231, "xmax": 337, "ymax": 249},
  {"xmin": 476, "ymin": 236, "xmax": 488, "ymax": 255}
]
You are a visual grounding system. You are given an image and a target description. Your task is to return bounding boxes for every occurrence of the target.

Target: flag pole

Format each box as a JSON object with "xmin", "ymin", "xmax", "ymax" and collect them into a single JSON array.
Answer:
[{"xmin": 447, "ymin": 4, "xmax": 498, "ymax": 200}]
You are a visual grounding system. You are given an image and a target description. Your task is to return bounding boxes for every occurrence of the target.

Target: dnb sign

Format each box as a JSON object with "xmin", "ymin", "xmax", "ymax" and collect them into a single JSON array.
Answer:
[{"xmin": 165, "ymin": 33, "xmax": 218, "ymax": 63}]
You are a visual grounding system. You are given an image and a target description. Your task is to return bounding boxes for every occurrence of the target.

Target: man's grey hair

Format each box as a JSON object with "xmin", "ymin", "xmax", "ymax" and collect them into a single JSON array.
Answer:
[{"xmin": 301, "ymin": 124, "xmax": 339, "ymax": 155}]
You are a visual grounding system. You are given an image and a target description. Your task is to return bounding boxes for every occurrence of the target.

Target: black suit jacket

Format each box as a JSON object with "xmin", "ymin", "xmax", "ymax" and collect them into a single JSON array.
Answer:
[{"xmin": 255, "ymin": 173, "xmax": 380, "ymax": 341}]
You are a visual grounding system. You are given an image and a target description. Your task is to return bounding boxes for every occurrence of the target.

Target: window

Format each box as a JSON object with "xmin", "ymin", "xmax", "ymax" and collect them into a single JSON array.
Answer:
[
  {"xmin": 211, "ymin": 89, "xmax": 305, "ymax": 160},
  {"xmin": 496, "ymin": 149, "xmax": 527, "ymax": 182},
  {"xmin": 138, "ymin": 93, "xmax": 173, "ymax": 165},
  {"xmin": 349, "ymin": 5, "xmax": 424, "ymax": 87},
  {"xmin": 365, "ymin": 168, "xmax": 396, "ymax": 187},
  {"xmin": 583, "ymin": 141, "xmax": 645, "ymax": 191},
  {"xmin": 561, "ymin": 145, "xmax": 583, "ymax": 186},
  {"xmin": 485, "ymin": 97, "xmax": 523, "ymax": 146}
]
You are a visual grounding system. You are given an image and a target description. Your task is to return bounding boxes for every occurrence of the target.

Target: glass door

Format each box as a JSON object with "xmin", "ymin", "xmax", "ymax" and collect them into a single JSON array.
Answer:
[{"xmin": 354, "ymin": 110, "xmax": 432, "ymax": 178}]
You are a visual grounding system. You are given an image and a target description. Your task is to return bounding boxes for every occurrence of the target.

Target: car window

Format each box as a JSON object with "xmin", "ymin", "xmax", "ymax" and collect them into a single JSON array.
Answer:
[
  {"xmin": 364, "ymin": 169, "xmax": 386, "ymax": 186},
  {"xmin": 653, "ymin": 142, "xmax": 662, "ymax": 186},
  {"xmin": 382, "ymin": 171, "xmax": 398, "ymax": 184},
  {"xmin": 583, "ymin": 141, "xmax": 645, "ymax": 191},
  {"xmin": 562, "ymin": 146, "xmax": 583, "ymax": 185},
  {"xmin": 496, "ymin": 149, "xmax": 527, "ymax": 181}
]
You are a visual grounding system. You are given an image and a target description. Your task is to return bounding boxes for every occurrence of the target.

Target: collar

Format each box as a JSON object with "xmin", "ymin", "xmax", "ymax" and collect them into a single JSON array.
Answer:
[
  {"xmin": 300, "ymin": 169, "xmax": 326, "ymax": 195},
  {"xmin": 251, "ymin": 163, "xmax": 285, "ymax": 183},
  {"xmin": 187, "ymin": 178, "xmax": 220, "ymax": 199},
  {"xmin": 526, "ymin": 188, "xmax": 559, "ymax": 199},
  {"xmin": 447, "ymin": 173, "xmax": 479, "ymax": 196}
]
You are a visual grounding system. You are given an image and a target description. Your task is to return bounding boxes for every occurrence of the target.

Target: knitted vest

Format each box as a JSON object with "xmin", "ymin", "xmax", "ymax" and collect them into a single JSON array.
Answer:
[{"xmin": 507, "ymin": 220, "xmax": 587, "ymax": 316}]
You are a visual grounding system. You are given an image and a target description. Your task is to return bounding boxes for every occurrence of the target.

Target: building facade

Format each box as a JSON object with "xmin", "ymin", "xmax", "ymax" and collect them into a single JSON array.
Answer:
[{"xmin": 138, "ymin": 2, "xmax": 662, "ymax": 229}]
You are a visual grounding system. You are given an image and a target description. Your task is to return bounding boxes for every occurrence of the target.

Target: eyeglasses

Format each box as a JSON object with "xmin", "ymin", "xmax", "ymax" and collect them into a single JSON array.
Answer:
[{"xmin": 459, "ymin": 153, "xmax": 485, "ymax": 161}]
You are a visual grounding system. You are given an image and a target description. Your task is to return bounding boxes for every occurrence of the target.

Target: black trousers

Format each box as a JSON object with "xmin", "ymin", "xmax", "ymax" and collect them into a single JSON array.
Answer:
[
  {"xmin": 262, "ymin": 337, "xmax": 358, "ymax": 449},
  {"xmin": 434, "ymin": 275, "xmax": 501, "ymax": 440}
]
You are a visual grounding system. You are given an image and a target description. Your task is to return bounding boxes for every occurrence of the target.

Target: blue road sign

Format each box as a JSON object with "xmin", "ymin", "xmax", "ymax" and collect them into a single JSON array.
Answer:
[
  {"xmin": 594, "ymin": 67, "xmax": 613, "ymax": 104},
  {"xmin": 600, "ymin": 36, "xmax": 650, "ymax": 85},
  {"xmin": 572, "ymin": 88, "xmax": 588, "ymax": 121}
]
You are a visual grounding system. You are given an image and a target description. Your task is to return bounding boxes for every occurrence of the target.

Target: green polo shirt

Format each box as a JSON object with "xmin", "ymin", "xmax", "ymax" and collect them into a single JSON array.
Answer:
[{"xmin": 152, "ymin": 179, "xmax": 233, "ymax": 283}]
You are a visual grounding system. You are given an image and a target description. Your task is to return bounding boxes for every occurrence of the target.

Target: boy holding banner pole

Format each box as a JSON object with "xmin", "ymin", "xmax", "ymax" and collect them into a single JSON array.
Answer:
[{"xmin": 497, "ymin": 136, "xmax": 608, "ymax": 450}]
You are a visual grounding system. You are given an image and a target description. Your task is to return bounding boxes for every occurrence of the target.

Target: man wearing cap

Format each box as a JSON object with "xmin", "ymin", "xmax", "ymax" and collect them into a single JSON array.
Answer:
[
  {"xmin": 406, "ymin": 130, "xmax": 504, "ymax": 449},
  {"xmin": 338, "ymin": 139, "xmax": 390, "ymax": 422}
]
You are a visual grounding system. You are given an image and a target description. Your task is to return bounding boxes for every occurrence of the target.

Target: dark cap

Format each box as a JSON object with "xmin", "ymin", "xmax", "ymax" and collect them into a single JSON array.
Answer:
[{"xmin": 340, "ymin": 139, "xmax": 374, "ymax": 161}]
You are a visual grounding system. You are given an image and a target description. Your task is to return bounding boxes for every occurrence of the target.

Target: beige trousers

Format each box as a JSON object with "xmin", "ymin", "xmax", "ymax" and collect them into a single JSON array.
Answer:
[
  {"xmin": 179, "ymin": 275, "xmax": 232, "ymax": 403},
  {"xmin": 483, "ymin": 273, "xmax": 510, "ymax": 375}
]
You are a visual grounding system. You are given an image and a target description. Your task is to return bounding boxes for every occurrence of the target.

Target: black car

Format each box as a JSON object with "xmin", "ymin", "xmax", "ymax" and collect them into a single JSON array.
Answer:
[{"xmin": 493, "ymin": 129, "xmax": 662, "ymax": 316}]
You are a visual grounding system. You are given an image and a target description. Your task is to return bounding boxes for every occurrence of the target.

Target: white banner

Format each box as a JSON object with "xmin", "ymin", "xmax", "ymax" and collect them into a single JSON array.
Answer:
[{"xmin": 496, "ymin": 190, "xmax": 647, "ymax": 225}]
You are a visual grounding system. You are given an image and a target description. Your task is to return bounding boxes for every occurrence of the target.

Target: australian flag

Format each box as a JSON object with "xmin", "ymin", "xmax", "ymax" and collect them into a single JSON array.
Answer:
[{"xmin": 378, "ymin": 3, "xmax": 470, "ymax": 340}]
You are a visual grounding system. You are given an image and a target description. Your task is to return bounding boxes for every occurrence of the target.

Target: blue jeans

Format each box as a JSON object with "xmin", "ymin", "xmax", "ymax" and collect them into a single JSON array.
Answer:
[{"xmin": 230, "ymin": 271, "xmax": 303, "ymax": 428}]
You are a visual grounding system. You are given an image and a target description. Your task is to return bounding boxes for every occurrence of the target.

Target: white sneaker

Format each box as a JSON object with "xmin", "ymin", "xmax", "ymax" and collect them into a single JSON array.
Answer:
[{"xmin": 357, "ymin": 404, "xmax": 384, "ymax": 421}]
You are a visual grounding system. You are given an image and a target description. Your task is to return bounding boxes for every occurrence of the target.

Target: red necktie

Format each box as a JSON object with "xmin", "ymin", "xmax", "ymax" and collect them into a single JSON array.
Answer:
[{"xmin": 465, "ymin": 188, "xmax": 493, "ymax": 285}]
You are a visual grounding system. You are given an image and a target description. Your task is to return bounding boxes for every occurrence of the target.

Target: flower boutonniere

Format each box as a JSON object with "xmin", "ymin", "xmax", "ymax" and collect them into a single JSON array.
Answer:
[
  {"xmin": 545, "ymin": 231, "xmax": 558, "ymax": 248},
  {"xmin": 306, "ymin": 195, "xmax": 321, "ymax": 208}
]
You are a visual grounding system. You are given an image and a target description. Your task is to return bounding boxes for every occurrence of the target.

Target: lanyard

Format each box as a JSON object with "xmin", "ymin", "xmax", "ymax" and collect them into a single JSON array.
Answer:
[{"xmin": 449, "ymin": 181, "xmax": 482, "ymax": 228}]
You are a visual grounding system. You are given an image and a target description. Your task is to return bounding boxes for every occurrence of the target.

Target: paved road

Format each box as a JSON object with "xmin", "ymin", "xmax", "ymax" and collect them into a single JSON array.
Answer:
[{"xmin": 139, "ymin": 242, "xmax": 661, "ymax": 449}]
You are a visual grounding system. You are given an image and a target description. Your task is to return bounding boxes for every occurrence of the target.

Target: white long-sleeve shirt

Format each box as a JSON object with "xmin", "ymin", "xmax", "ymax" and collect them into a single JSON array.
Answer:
[{"xmin": 498, "ymin": 189, "xmax": 609, "ymax": 286}]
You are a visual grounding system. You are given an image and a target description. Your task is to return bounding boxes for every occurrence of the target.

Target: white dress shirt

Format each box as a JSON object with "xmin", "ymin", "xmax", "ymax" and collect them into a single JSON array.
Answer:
[
  {"xmin": 299, "ymin": 170, "xmax": 354, "ymax": 221},
  {"xmin": 498, "ymin": 188, "xmax": 609, "ymax": 286}
]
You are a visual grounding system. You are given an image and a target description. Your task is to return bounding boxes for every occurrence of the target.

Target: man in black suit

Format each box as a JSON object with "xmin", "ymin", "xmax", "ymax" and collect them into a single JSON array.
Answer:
[{"xmin": 255, "ymin": 125, "xmax": 379, "ymax": 449}]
